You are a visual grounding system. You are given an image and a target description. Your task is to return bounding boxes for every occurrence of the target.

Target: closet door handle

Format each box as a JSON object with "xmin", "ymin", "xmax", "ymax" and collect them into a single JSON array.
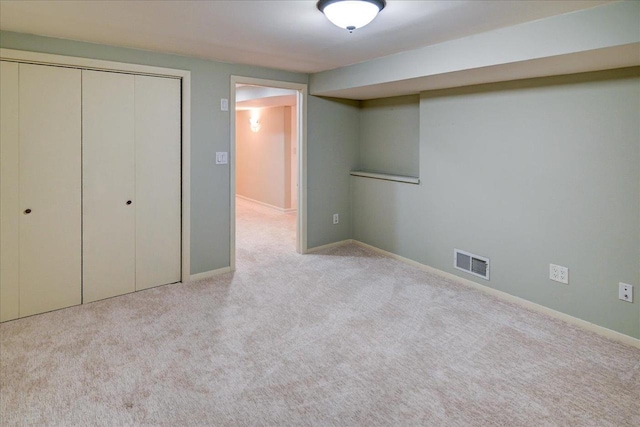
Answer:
[
  {"xmin": 126, "ymin": 200, "xmax": 132, "ymax": 205},
  {"xmin": 24, "ymin": 208, "xmax": 32, "ymax": 214}
]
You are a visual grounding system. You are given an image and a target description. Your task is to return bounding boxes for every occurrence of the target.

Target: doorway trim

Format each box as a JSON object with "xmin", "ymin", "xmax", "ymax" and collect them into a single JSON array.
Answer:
[{"xmin": 230, "ymin": 76, "xmax": 308, "ymax": 270}]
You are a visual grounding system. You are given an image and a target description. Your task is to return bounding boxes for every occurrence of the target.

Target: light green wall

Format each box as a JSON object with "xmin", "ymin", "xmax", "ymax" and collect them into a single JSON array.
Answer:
[
  {"xmin": 353, "ymin": 68, "xmax": 640, "ymax": 338},
  {"xmin": 359, "ymin": 95, "xmax": 419, "ymax": 176},
  {"xmin": 307, "ymin": 97, "xmax": 360, "ymax": 248},
  {"xmin": 0, "ymin": 31, "xmax": 358, "ymax": 273}
]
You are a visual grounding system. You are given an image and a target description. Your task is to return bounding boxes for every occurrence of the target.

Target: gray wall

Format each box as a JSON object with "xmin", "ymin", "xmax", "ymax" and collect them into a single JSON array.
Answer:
[
  {"xmin": 0, "ymin": 31, "xmax": 357, "ymax": 273},
  {"xmin": 353, "ymin": 69, "xmax": 640, "ymax": 338},
  {"xmin": 359, "ymin": 95, "xmax": 419, "ymax": 177}
]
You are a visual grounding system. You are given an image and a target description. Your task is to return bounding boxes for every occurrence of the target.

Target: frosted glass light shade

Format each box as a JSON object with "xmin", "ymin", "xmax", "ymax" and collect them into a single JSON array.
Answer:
[{"xmin": 317, "ymin": 0, "xmax": 386, "ymax": 32}]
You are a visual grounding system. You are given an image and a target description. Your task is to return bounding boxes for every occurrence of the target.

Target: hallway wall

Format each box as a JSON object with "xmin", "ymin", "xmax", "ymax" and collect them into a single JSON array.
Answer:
[{"xmin": 236, "ymin": 107, "xmax": 294, "ymax": 210}]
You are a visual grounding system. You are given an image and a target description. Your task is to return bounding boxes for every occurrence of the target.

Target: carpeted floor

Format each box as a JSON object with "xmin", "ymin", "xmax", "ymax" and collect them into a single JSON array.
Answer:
[{"xmin": 1, "ymin": 197, "xmax": 639, "ymax": 426}]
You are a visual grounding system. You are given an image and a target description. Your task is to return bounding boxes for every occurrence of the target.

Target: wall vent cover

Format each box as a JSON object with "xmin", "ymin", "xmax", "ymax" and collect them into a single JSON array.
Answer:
[{"xmin": 454, "ymin": 249, "xmax": 490, "ymax": 280}]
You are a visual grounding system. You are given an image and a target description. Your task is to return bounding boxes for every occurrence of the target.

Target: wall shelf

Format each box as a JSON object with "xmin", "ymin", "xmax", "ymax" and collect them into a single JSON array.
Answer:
[{"xmin": 350, "ymin": 170, "xmax": 420, "ymax": 185}]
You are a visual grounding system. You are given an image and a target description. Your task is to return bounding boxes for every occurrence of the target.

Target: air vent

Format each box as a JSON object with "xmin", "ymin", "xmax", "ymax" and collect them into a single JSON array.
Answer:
[{"xmin": 454, "ymin": 249, "xmax": 490, "ymax": 280}]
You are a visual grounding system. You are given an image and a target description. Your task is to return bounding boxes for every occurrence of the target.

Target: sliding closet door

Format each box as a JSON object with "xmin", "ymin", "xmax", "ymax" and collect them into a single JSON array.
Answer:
[
  {"xmin": 0, "ymin": 61, "xmax": 20, "ymax": 322},
  {"xmin": 82, "ymin": 70, "xmax": 136, "ymax": 303},
  {"xmin": 135, "ymin": 75, "xmax": 181, "ymax": 290},
  {"xmin": 19, "ymin": 63, "xmax": 82, "ymax": 317}
]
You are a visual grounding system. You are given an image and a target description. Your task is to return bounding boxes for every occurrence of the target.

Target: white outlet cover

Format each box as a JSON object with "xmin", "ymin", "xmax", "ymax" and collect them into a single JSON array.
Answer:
[
  {"xmin": 619, "ymin": 283, "xmax": 633, "ymax": 303},
  {"xmin": 550, "ymin": 264, "xmax": 569, "ymax": 284},
  {"xmin": 215, "ymin": 152, "xmax": 228, "ymax": 165}
]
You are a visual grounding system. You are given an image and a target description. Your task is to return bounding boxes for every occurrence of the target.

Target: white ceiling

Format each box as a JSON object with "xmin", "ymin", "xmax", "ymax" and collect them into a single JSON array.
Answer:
[{"xmin": 0, "ymin": 0, "xmax": 613, "ymax": 74}]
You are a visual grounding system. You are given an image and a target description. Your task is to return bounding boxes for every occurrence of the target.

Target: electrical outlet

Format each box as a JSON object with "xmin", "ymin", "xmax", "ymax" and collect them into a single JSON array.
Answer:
[
  {"xmin": 550, "ymin": 264, "xmax": 569, "ymax": 284},
  {"xmin": 619, "ymin": 283, "xmax": 633, "ymax": 303},
  {"xmin": 215, "ymin": 152, "xmax": 228, "ymax": 165},
  {"xmin": 332, "ymin": 213, "xmax": 339, "ymax": 225}
]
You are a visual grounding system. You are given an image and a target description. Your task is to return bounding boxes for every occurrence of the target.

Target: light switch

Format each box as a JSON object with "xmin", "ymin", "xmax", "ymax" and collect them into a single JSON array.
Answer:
[
  {"xmin": 216, "ymin": 152, "xmax": 228, "ymax": 165},
  {"xmin": 220, "ymin": 98, "xmax": 229, "ymax": 111}
]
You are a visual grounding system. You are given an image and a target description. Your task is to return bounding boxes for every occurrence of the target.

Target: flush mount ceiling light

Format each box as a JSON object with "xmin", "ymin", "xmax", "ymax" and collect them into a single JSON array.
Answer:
[{"xmin": 317, "ymin": 0, "xmax": 386, "ymax": 33}]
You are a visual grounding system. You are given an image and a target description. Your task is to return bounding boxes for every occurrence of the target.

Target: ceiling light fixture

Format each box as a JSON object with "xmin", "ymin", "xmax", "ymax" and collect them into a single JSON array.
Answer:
[{"xmin": 317, "ymin": 0, "xmax": 386, "ymax": 33}]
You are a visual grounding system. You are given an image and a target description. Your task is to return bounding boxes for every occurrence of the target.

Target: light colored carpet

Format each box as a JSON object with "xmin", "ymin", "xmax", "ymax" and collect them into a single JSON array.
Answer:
[{"xmin": 1, "ymin": 197, "xmax": 639, "ymax": 426}]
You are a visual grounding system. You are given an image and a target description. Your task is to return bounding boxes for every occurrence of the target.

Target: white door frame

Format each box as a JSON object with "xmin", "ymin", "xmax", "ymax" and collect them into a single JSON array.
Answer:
[
  {"xmin": 0, "ymin": 48, "xmax": 192, "ymax": 285},
  {"xmin": 230, "ymin": 76, "xmax": 308, "ymax": 270}
]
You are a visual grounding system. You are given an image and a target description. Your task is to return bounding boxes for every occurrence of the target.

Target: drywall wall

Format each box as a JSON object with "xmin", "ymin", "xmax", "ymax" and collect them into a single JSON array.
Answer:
[
  {"xmin": 236, "ymin": 107, "xmax": 292, "ymax": 210},
  {"xmin": 307, "ymin": 97, "xmax": 360, "ymax": 248},
  {"xmin": 0, "ymin": 31, "xmax": 356, "ymax": 273},
  {"xmin": 352, "ymin": 68, "xmax": 640, "ymax": 338},
  {"xmin": 359, "ymin": 95, "xmax": 419, "ymax": 176}
]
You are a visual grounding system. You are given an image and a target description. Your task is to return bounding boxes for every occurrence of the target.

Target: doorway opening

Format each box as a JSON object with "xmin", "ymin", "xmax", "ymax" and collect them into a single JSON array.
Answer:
[{"xmin": 230, "ymin": 77, "xmax": 307, "ymax": 270}]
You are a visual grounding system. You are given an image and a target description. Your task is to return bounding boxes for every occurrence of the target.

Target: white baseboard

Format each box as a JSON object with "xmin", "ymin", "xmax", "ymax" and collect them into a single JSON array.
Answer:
[
  {"xmin": 347, "ymin": 240, "xmax": 640, "ymax": 349},
  {"xmin": 236, "ymin": 194, "xmax": 296, "ymax": 213},
  {"xmin": 306, "ymin": 239, "xmax": 354, "ymax": 254},
  {"xmin": 190, "ymin": 266, "xmax": 232, "ymax": 281}
]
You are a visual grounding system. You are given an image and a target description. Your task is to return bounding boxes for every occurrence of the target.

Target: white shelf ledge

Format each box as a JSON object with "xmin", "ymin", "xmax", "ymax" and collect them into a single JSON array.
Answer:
[{"xmin": 350, "ymin": 171, "xmax": 420, "ymax": 185}]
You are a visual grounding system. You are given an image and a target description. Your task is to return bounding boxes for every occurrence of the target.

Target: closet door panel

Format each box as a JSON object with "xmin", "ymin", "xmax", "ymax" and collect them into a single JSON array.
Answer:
[
  {"xmin": 135, "ymin": 75, "xmax": 181, "ymax": 290},
  {"xmin": 82, "ymin": 70, "xmax": 136, "ymax": 303},
  {"xmin": 0, "ymin": 61, "xmax": 20, "ymax": 322},
  {"xmin": 19, "ymin": 63, "xmax": 82, "ymax": 317}
]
